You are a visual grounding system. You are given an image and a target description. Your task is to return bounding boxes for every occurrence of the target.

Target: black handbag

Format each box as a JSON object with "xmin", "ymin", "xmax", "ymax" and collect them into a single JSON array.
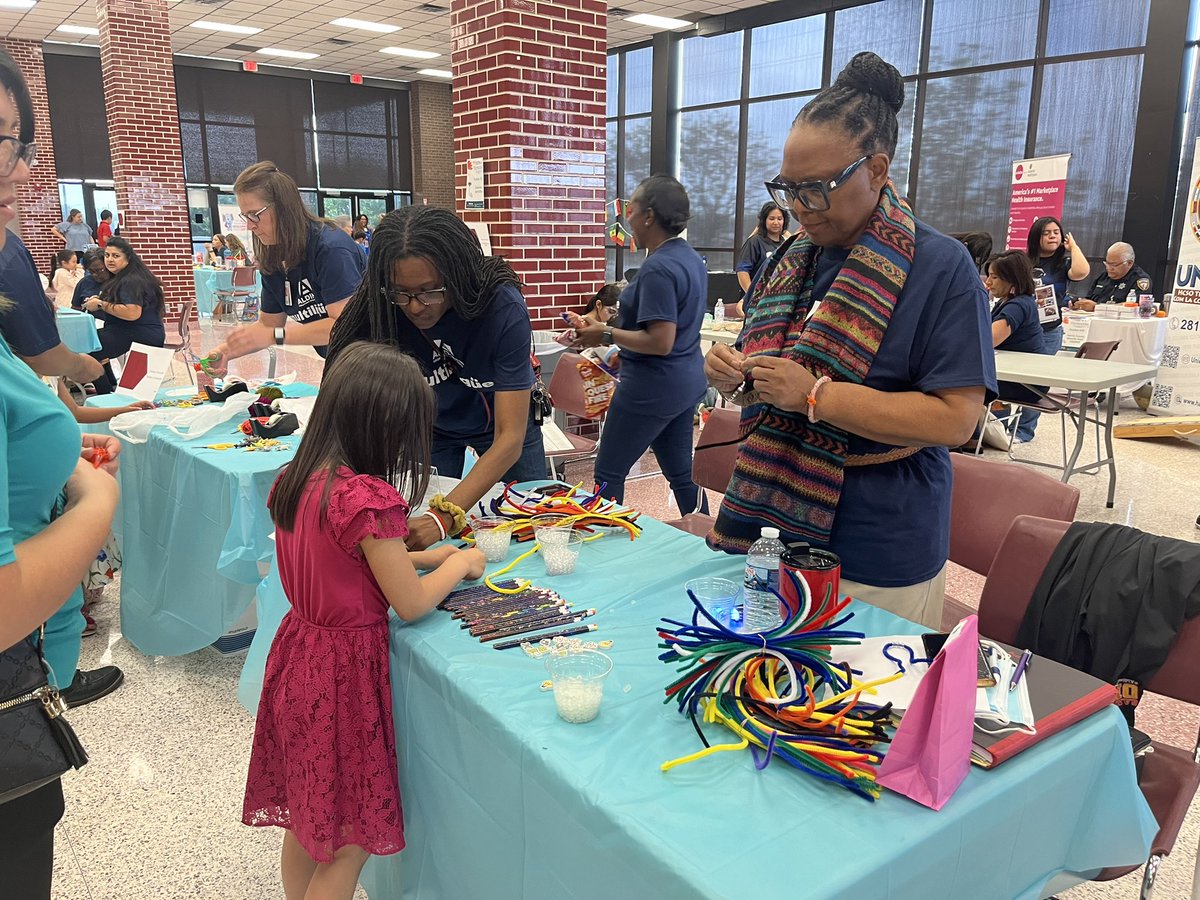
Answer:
[{"xmin": 0, "ymin": 629, "xmax": 88, "ymax": 805}]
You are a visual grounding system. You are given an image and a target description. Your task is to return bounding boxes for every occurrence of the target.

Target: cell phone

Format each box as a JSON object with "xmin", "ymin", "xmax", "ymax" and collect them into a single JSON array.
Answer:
[{"xmin": 921, "ymin": 632, "xmax": 996, "ymax": 688}]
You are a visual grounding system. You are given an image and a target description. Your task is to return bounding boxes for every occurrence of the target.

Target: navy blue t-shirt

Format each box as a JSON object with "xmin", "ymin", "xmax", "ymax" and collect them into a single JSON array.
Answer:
[
  {"xmin": 0, "ymin": 234, "xmax": 61, "ymax": 357},
  {"xmin": 390, "ymin": 283, "xmax": 535, "ymax": 441},
  {"xmin": 808, "ymin": 221, "xmax": 997, "ymax": 587},
  {"xmin": 613, "ymin": 237, "xmax": 707, "ymax": 415},
  {"xmin": 261, "ymin": 223, "xmax": 365, "ymax": 357},
  {"xmin": 992, "ymin": 294, "xmax": 1044, "ymax": 354},
  {"xmin": 1033, "ymin": 253, "xmax": 1071, "ymax": 331},
  {"xmin": 71, "ymin": 273, "xmax": 104, "ymax": 310}
]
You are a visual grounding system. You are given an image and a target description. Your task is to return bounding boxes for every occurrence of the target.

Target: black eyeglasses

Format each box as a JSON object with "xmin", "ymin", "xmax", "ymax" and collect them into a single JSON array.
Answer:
[
  {"xmin": 382, "ymin": 286, "xmax": 447, "ymax": 308},
  {"xmin": 765, "ymin": 154, "xmax": 875, "ymax": 213},
  {"xmin": 0, "ymin": 136, "xmax": 37, "ymax": 178},
  {"xmin": 239, "ymin": 204, "xmax": 272, "ymax": 224}
]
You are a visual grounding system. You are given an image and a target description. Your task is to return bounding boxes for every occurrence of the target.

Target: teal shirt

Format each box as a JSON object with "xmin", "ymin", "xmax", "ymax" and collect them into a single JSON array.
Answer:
[{"xmin": 0, "ymin": 332, "xmax": 85, "ymax": 686}]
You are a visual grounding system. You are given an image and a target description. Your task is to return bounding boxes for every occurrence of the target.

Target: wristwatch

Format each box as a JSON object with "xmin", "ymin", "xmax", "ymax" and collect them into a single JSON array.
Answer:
[
  {"xmin": 602, "ymin": 328, "xmax": 614, "ymax": 347},
  {"xmin": 273, "ymin": 326, "xmax": 286, "ymax": 346}
]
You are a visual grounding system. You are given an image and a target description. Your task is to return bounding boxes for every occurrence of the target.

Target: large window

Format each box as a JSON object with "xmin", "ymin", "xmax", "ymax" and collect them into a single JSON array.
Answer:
[
  {"xmin": 605, "ymin": 47, "xmax": 653, "ymax": 281},
  {"xmin": 605, "ymin": 0, "xmax": 1154, "ymax": 269}
]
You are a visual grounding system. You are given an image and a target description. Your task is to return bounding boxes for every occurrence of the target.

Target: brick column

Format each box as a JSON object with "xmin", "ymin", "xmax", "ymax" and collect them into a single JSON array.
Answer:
[
  {"xmin": 2, "ymin": 40, "xmax": 62, "ymax": 277},
  {"xmin": 96, "ymin": 0, "xmax": 194, "ymax": 325},
  {"xmin": 410, "ymin": 81, "xmax": 455, "ymax": 209},
  {"xmin": 450, "ymin": 0, "xmax": 606, "ymax": 329}
]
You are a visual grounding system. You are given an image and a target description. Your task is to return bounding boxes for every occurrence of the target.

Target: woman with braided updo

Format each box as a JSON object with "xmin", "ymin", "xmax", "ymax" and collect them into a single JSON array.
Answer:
[
  {"xmin": 704, "ymin": 52, "xmax": 997, "ymax": 628},
  {"xmin": 327, "ymin": 206, "xmax": 545, "ymax": 550}
]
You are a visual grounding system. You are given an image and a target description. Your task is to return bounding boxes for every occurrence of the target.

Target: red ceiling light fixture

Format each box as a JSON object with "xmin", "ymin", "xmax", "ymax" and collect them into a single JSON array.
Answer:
[
  {"xmin": 350, "ymin": 73, "xmax": 364, "ymax": 85},
  {"xmin": 242, "ymin": 60, "xmax": 258, "ymax": 73}
]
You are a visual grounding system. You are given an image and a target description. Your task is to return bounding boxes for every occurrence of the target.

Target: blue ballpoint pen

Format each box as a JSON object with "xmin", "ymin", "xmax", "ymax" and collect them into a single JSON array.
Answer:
[{"xmin": 1009, "ymin": 649, "xmax": 1033, "ymax": 691}]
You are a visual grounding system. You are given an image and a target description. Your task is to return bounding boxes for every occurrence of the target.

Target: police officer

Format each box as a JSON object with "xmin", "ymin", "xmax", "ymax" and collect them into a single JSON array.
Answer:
[{"xmin": 1072, "ymin": 242, "xmax": 1152, "ymax": 310}]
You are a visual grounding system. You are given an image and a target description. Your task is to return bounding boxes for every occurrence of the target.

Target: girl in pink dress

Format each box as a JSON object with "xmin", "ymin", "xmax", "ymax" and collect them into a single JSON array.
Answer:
[{"xmin": 243, "ymin": 342, "xmax": 486, "ymax": 900}]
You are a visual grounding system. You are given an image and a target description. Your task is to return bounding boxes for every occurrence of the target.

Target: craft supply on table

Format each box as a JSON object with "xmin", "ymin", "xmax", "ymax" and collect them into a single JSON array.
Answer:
[
  {"xmin": 544, "ymin": 649, "xmax": 613, "ymax": 724},
  {"xmin": 683, "ymin": 577, "xmax": 740, "ymax": 630},
  {"xmin": 441, "ymin": 582, "xmax": 602, "ymax": 647},
  {"xmin": 541, "ymin": 529, "xmax": 583, "ymax": 576},
  {"xmin": 469, "ymin": 516, "xmax": 513, "ymax": 562},
  {"xmin": 658, "ymin": 569, "xmax": 897, "ymax": 799},
  {"xmin": 494, "ymin": 623, "xmax": 597, "ymax": 651}
]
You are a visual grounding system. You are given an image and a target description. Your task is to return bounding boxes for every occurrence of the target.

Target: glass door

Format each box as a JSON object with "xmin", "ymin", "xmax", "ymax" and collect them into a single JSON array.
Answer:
[
  {"xmin": 356, "ymin": 195, "xmax": 388, "ymax": 229},
  {"xmin": 90, "ymin": 187, "xmax": 118, "ymax": 235},
  {"xmin": 321, "ymin": 194, "xmax": 353, "ymax": 220}
]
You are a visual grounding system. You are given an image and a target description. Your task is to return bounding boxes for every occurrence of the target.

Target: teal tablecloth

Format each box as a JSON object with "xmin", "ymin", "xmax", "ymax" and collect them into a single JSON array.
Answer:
[
  {"xmin": 91, "ymin": 383, "xmax": 317, "ymax": 655},
  {"xmin": 56, "ymin": 308, "xmax": 101, "ymax": 353},
  {"xmin": 238, "ymin": 515, "xmax": 1156, "ymax": 900},
  {"xmin": 194, "ymin": 267, "xmax": 261, "ymax": 317}
]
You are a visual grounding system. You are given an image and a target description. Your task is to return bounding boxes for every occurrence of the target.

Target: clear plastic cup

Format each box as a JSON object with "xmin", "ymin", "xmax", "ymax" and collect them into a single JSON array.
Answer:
[
  {"xmin": 532, "ymin": 514, "xmax": 573, "ymax": 548},
  {"xmin": 545, "ymin": 649, "xmax": 613, "ymax": 723},
  {"xmin": 541, "ymin": 530, "xmax": 583, "ymax": 576},
  {"xmin": 470, "ymin": 516, "xmax": 512, "ymax": 563},
  {"xmin": 685, "ymin": 577, "xmax": 739, "ymax": 628}
]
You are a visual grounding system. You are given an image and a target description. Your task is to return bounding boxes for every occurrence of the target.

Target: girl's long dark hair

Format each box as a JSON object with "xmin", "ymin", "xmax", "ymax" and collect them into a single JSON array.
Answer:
[
  {"xmin": 328, "ymin": 207, "xmax": 521, "ymax": 363},
  {"xmin": 100, "ymin": 236, "xmax": 166, "ymax": 315},
  {"xmin": 268, "ymin": 342, "xmax": 435, "ymax": 531}
]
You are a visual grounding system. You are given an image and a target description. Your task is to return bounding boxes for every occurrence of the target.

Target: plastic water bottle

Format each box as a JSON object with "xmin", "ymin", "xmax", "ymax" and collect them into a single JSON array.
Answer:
[
  {"xmin": 743, "ymin": 527, "xmax": 786, "ymax": 632},
  {"xmin": 713, "ymin": 299, "xmax": 725, "ymax": 324},
  {"xmin": 1126, "ymin": 288, "xmax": 1137, "ymax": 306}
]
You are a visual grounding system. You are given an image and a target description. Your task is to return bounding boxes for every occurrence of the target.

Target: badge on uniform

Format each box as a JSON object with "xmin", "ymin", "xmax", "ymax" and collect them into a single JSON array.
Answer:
[{"xmin": 1136, "ymin": 277, "xmax": 1151, "ymax": 292}]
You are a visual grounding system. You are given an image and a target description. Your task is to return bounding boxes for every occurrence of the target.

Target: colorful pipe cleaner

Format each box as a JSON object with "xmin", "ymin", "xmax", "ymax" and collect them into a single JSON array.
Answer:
[{"xmin": 658, "ymin": 570, "xmax": 899, "ymax": 800}]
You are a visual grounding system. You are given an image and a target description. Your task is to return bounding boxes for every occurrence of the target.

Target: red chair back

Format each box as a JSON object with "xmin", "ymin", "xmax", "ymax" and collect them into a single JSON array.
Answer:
[
  {"xmin": 546, "ymin": 352, "xmax": 600, "ymax": 420},
  {"xmin": 976, "ymin": 515, "xmax": 1070, "ymax": 643},
  {"xmin": 692, "ymin": 408, "xmax": 741, "ymax": 493},
  {"xmin": 949, "ymin": 454, "xmax": 1079, "ymax": 577},
  {"xmin": 231, "ymin": 265, "xmax": 257, "ymax": 288},
  {"xmin": 1074, "ymin": 340, "xmax": 1120, "ymax": 361}
]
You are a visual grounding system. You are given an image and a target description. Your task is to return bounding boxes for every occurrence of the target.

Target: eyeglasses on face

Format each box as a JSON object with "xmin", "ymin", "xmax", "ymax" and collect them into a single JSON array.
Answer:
[
  {"xmin": 0, "ymin": 136, "xmax": 37, "ymax": 177},
  {"xmin": 382, "ymin": 286, "xmax": 448, "ymax": 308},
  {"xmin": 764, "ymin": 154, "xmax": 875, "ymax": 213},
  {"xmin": 239, "ymin": 204, "xmax": 272, "ymax": 225}
]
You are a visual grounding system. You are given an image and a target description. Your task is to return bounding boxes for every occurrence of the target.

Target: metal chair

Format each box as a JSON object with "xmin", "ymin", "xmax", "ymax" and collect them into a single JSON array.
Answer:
[
  {"xmin": 543, "ymin": 352, "xmax": 606, "ymax": 480},
  {"xmin": 978, "ymin": 515, "xmax": 1200, "ymax": 900},
  {"xmin": 942, "ymin": 454, "xmax": 1080, "ymax": 630},
  {"xmin": 162, "ymin": 297, "xmax": 197, "ymax": 385},
  {"xmin": 665, "ymin": 406, "xmax": 741, "ymax": 536},
  {"xmin": 212, "ymin": 265, "xmax": 259, "ymax": 324},
  {"xmin": 984, "ymin": 340, "xmax": 1122, "ymax": 470}
]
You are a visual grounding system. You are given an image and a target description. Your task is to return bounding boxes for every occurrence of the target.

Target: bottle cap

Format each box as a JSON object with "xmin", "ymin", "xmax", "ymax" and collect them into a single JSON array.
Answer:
[{"xmin": 760, "ymin": 527, "xmax": 779, "ymax": 538}]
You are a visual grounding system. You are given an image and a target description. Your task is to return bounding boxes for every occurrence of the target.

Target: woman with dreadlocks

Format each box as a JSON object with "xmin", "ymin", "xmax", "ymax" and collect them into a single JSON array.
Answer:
[
  {"xmin": 704, "ymin": 52, "xmax": 996, "ymax": 629},
  {"xmin": 207, "ymin": 162, "xmax": 365, "ymax": 371},
  {"xmin": 327, "ymin": 206, "xmax": 545, "ymax": 551}
]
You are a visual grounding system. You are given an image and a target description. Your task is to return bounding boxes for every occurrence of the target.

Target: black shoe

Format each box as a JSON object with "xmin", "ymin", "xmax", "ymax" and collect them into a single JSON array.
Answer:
[{"xmin": 60, "ymin": 666, "xmax": 124, "ymax": 709}]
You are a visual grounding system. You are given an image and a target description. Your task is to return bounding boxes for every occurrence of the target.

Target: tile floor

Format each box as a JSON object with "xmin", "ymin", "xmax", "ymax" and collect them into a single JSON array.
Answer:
[{"xmin": 50, "ymin": 324, "xmax": 1200, "ymax": 898}]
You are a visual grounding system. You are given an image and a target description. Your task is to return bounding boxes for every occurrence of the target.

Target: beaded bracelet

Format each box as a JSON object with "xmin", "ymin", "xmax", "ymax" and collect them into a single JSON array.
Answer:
[{"xmin": 429, "ymin": 494, "xmax": 468, "ymax": 537}]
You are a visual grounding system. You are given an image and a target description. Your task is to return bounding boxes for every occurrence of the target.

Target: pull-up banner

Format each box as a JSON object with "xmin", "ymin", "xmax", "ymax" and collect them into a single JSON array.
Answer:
[
  {"xmin": 1004, "ymin": 153, "xmax": 1071, "ymax": 251},
  {"xmin": 1152, "ymin": 137, "xmax": 1200, "ymax": 415}
]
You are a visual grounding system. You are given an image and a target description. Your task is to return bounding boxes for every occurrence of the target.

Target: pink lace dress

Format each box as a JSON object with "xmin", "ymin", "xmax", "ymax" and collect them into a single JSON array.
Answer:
[{"xmin": 243, "ymin": 469, "xmax": 409, "ymax": 862}]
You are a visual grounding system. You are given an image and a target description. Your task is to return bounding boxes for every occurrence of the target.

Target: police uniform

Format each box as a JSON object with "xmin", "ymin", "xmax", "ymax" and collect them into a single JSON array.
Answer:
[{"xmin": 1087, "ymin": 265, "xmax": 1153, "ymax": 304}]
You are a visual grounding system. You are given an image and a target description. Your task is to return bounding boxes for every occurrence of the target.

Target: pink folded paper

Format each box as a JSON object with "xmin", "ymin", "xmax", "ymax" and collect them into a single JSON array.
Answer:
[{"xmin": 877, "ymin": 614, "xmax": 979, "ymax": 810}]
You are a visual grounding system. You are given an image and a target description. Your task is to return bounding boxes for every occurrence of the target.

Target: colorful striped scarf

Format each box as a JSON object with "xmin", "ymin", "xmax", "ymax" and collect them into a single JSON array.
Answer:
[{"xmin": 707, "ymin": 184, "xmax": 915, "ymax": 553}]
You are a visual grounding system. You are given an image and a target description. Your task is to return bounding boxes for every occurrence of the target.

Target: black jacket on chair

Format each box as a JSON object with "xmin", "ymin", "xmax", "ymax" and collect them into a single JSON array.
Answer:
[{"xmin": 1016, "ymin": 522, "xmax": 1200, "ymax": 689}]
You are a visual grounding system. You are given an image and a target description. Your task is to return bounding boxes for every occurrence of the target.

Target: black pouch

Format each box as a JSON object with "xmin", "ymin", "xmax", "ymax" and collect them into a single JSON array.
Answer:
[{"xmin": 0, "ymin": 632, "xmax": 88, "ymax": 806}]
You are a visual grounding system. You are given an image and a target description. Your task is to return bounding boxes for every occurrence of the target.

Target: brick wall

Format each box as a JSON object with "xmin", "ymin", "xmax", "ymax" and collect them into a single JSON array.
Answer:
[
  {"xmin": 96, "ymin": 0, "xmax": 194, "ymax": 326},
  {"xmin": 2, "ymin": 40, "xmax": 62, "ymax": 277},
  {"xmin": 410, "ymin": 80, "xmax": 455, "ymax": 209},
  {"xmin": 450, "ymin": 0, "xmax": 607, "ymax": 330}
]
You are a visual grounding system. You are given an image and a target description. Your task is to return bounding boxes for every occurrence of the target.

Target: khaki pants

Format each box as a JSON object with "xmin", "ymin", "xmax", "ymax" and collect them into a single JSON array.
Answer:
[{"xmin": 841, "ymin": 564, "xmax": 947, "ymax": 630}]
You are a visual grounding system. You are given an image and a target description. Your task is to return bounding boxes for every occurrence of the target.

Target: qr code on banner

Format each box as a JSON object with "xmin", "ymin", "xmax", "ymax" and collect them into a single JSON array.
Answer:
[
  {"xmin": 1152, "ymin": 383, "xmax": 1174, "ymax": 409},
  {"xmin": 1161, "ymin": 344, "xmax": 1181, "ymax": 368}
]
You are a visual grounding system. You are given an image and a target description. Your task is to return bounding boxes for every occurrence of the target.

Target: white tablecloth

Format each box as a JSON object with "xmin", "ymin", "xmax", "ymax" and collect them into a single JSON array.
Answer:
[{"xmin": 1070, "ymin": 313, "xmax": 1167, "ymax": 392}]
